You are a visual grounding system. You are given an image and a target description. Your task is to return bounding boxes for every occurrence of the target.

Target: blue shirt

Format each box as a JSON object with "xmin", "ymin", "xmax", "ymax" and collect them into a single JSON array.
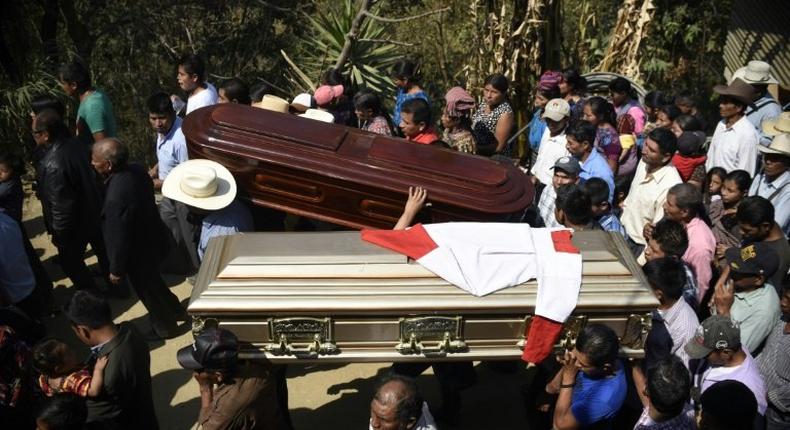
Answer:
[
  {"xmin": 571, "ymin": 364, "xmax": 627, "ymax": 429},
  {"xmin": 156, "ymin": 116, "xmax": 188, "ymax": 180},
  {"xmin": 393, "ymin": 88, "xmax": 429, "ymax": 128},
  {"xmin": 0, "ymin": 212, "xmax": 34, "ymax": 303},
  {"xmin": 578, "ymin": 149, "xmax": 615, "ymax": 202},
  {"xmin": 528, "ymin": 109, "xmax": 547, "ymax": 150},
  {"xmin": 199, "ymin": 200, "xmax": 254, "ymax": 260},
  {"xmin": 596, "ymin": 213, "xmax": 626, "ymax": 238}
]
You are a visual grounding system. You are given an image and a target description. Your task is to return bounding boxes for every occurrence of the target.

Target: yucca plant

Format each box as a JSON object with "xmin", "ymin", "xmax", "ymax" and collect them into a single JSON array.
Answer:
[{"xmin": 283, "ymin": 0, "xmax": 402, "ymax": 97}]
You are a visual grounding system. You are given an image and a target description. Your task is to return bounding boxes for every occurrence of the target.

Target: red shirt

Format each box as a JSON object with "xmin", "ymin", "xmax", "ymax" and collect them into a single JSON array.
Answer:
[{"xmin": 407, "ymin": 128, "xmax": 440, "ymax": 145}]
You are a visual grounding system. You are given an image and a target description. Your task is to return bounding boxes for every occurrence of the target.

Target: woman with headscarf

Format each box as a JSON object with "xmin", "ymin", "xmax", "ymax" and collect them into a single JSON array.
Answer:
[
  {"xmin": 471, "ymin": 74, "xmax": 515, "ymax": 156},
  {"xmin": 527, "ymin": 71, "xmax": 562, "ymax": 165},
  {"xmin": 441, "ymin": 87, "xmax": 477, "ymax": 154}
]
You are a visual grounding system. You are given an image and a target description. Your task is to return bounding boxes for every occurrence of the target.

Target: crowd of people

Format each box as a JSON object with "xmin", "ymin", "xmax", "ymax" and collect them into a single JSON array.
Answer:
[{"xmin": 0, "ymin": 50, "xmax": 788, "ymax": 430}]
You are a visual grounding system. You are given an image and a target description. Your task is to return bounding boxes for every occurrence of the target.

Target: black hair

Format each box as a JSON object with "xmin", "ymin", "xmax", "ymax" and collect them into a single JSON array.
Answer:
[
  {"xmin": 400, "ymin": 98, "xmax": 431, "ymax": 126},
  {"xmin": 250, "ymin": 83, "xmax": 273, "ymax": 103},
  {"xmin": 35, "ymin": 108, "xmax": 70, "ymax": 140},
  {"xmin": 565, "ymin": 121, "xmax": 597, "ymax": 147},
  {"xmin": 585, "ymin": 96, "xmax": 617, "ymax": 126},
  {"xmin": 0, "ymin": 151, "xmax": 22, "ymax": 176},
  {"xmin": 63, "ymin": 290, "xmax": 113, "ymax": 329},
  {"xmin": 675, "ymin": 93, "xmax": 696, "ymax": 107},
  {"xmin": 484, "ymin": 73, "xmax": 509, "ymax": 94},
  {"xmin": 32, "ymin": 338, "xmax": 69, "ymax": 376},
  {"xmin": 643, "ymin": 257, "xmax": 685, "ymax": 300},
  {"xmin": 31, "ymin": 94, "xmax": 66, "ymax": 117},
  {"xmin": 669, "ymin": 183, "xmax": 712, "ymax": 226},
  {"xmin": 322, "ymin": 67, "xmax": 346, "ymax": 86},
  {"xmin": 391, "ymin": 59, "xmax": 420, "ymax": 82},
  {"xmin": 657, "ymin": 104, "xmax": 681, "ymax": 122},
  {"xmin": 700, "ymin": 380, "xmax": 757, "ymax": 430},
  {"xmin": 736, "ymin": 196, "xmax": 774, "ymax": 227},
  {"xmin": 646, "ymin": 356, "xmax": 690, "ymax": 417},
  {"xmin": 146, "ymin": 92, "xmax": 174, "ymax": 115},
  {"xmin": 556, "ymin": 184, "xmax": 592, "ymax": 226},
  {"xmin": 614, "ymin": 174, "xmax": 632, "ymax": 204},
  {"xmin": 561, "ymin": 67, "xmax": 587, "ymax": 94},
  {"xmin": 644, "ymin": 91, "xmax": 672, "ymax": 109},
  {"xmin": 575, "ymin": 324, "xmax": 619, "ymax": 368},
  {"xmin": 673, "ymin": 114, "xmax": 703, "ymax": 132},
  {"xmin": 582, "ymin": 177, "xmax": 610, "ymax": 206},
  {"xmin": 58, "ymin": 60, "xmax": 91, "ymax": 92},
  {"xmin": 37, "ymin": 394, "xmax": 88, "ymax": 430},
  {"xmin": 374, "ymin": 373, "xmax": 423, "ymax": 426},
  {"xmin": 706, "ymin": 167, "xmax": 727, "ymax": 187},
  {"xmin": 647, "ymin": 127, "xmax": 678, "ymax": 156},
  {"xmin": 353, "ymin": 91, "xmax": 384, "ymax": 116},
  {"xmin": 537, "ymin": 85, "xmax": 562, "ymax": 101},
  {"xmin": 724, "ymin": 170, "xmax": 752, "ymax": 194},
  {"xmin": 95, "ymin": 138, "xmax": 129, "ymax": 169},
  {"xmin": 178, "ymin": 53, "xmax": 206, "ymax": 82},
  {"xmin": 219, "ymin": 78, "xmax": 251, "ymax": 105},
  {"xmin": 608, "ymin": 76, "xmax": 631, "ymax": 94},
  {"xmin": 651, "ymin": 218, "xmax": 689, "ymax": 257}
]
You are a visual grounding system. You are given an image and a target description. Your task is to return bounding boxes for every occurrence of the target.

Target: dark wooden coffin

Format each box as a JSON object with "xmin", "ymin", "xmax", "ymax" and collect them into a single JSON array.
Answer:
[{"xmin": 182, "ymin": 104, "xmax": 534, "ymax": 229}]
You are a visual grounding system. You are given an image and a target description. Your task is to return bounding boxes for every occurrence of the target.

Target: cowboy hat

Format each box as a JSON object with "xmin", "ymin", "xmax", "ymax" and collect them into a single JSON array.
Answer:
[
  {"xmin": 162, "ymin": 159, "xmax": 237, "ymax": 211},
  {"xmin": 252, "ymin": 94, "xmax": 289, "ymax": 113},
  {"xmin": 713, "ymin": 78, "xmax": 755, "ymax": 106},
  {"xmin": 299, "ymin": 108, "xmax": 335, "ymax": 123},
  {"xmin": 757, "ymin": 133, "xmax": 790, "ymax": 157},
  {"xmin": 730, "ymin": 61, "xmax": 779, "ymax": 85},
  {"xmin": 762, "ymin": 112, "xmax": 790, "ymax": 137}
]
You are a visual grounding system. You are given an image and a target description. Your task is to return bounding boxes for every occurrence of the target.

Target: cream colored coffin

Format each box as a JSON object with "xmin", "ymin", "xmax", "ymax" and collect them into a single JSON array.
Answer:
[{"xmin": 188, "ymin": 230, "xmax": 657, "ymax": 363}]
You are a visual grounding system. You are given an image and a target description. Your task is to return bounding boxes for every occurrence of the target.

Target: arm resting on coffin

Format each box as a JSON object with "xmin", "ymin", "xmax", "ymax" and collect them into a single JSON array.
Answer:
[
  {"xmin": 553, "ymin": 351, "xmax": 581, "ymax": 430},
  {"xmin": 394, "ymin": 186, "xmax": 427, "ymax": 230}
]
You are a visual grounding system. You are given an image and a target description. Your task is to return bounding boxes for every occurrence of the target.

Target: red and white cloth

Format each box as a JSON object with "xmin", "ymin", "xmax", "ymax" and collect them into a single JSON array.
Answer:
[{"xmin": 361, "ymin": 222, "xmax": 583, "ymax": 363}]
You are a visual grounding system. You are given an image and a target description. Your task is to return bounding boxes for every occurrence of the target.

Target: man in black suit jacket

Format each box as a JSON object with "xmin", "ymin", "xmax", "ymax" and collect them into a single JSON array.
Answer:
[
  {"xmin": 91, "ymin": 138, "xmax": 186, "ymax": 339},
  {"xmin": 32, "ymin": 109, "xmax": 109, "ymax": 292},
  {"xmin": 64, "ymin": 290, "xmax": 158, "ymax": 429}
]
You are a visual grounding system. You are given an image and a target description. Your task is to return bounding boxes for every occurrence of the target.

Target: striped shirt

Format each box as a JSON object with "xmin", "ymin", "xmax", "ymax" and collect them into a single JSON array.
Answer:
[
  {"xmin": 596, "ymin": 213, "xmax": 626, "ymax": 238},
  {"xmin": 756, "ymin": 320, "xmax": 790, "ymax": 413},
  {"xmin": 633, "ymin": 403, "xmax": 696, "ymax": 430},
  {"xmin": 658, "ymin": 299, "xmax": 699, "ymax": 369}
]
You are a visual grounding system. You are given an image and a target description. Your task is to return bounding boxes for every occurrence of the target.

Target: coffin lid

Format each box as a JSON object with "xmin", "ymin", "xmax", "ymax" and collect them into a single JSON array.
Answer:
[{"xmin": 189, "ymin": 230, "xmax": 657, "ymax": 315}]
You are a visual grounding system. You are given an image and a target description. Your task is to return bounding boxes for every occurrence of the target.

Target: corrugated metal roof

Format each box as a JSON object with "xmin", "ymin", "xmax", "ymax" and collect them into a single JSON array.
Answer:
[{"xmin": 723, "ymin": 0, "xmax": 790, "ymax": 88}]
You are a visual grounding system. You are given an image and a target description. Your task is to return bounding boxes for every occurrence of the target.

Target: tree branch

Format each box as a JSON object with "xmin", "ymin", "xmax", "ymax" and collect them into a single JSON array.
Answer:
[
  {"xmin": 333, "ymin": 0, "xmax": 373, "ymax": 72},
  {"xmin": 358, "ymin": 38, "xmax": 415, "ymax": 47},
  {"xmin": 363, "ymin": 7, "xmax": 450, "ymax": 23}
]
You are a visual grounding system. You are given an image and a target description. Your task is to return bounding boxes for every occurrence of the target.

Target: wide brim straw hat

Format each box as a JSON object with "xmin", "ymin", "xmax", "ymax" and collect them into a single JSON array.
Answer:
[
  {"xmin": 162, "ymin": 159, "xmax": 237, "ymax": 211},
  {"xmin": 757, "ymin": 133, "xmax": 790, "ymax": 157},
  {"xmin": 730, "ymin": 61, "xmax": 779, "ymax": 85},
  {"xmin": 713, "ymin": 78, "xmax": 755, "ymax": 106},
  {"xmin": 762, "ymin": 112, "xmax": 790, "ymax": 137},
  {"xmin": 253, "ymin": 94, "xmax": 290, "ymax": 113},
  {"xmin": 299, "ymin": 108, "xmax": 335, "ymax": 123}
]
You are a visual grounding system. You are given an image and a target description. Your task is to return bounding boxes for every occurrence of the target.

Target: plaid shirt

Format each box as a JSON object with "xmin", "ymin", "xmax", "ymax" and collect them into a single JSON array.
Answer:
[
  {"xmin": 633, "ymin": 404, "xmax": 697, "ymax": 429},
  {"xmin": 596, "ymin": 213, "xmax": 627, "ymax": 237},
  {"xmin": 537, "ymin": 186, "xmax": 562, "ymax": 228}
]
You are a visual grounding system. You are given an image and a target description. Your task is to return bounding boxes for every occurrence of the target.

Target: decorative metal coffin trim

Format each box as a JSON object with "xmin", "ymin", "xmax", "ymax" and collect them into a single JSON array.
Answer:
[
  {"xmin": 620, "ymin": 313, "xmax": 652, "ymax": 350},
  {"xmin": 517, "ymin": 315, "xmax": 588, "ymax": 354},
  {"xmin": 262, "ymin": 317, "xmax": 339, "ymax": 359},
  {"xmin": 396, "ymin": 316, "xmax": 468, "ymax": 357}
]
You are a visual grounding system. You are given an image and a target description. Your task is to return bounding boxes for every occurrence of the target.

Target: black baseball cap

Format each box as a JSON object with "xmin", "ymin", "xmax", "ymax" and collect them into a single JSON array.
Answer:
[
  {"xmin": 551, "ymin": 156, "xmax": 582, "ymax": 175},
  {"xmin": 177, "ymin": 327, "xmax": 239, "ymax": 370},
  {"xmin": 684, "ymin": 315, "xmax": 741, "ymax": 359},
  {"xmin": 725, "ymin": 243, "xmax": 780, "ymax": 278}
]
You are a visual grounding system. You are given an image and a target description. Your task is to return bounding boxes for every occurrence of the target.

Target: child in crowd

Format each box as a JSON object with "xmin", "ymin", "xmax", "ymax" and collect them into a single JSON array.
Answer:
[
  {"xmin": 655, "ymin": 104, "xmax": 681, "ymax": 129},
  {"xmin": 642, "ymin": 91, "xmax": 672, "ymax": 140},
  {"xmin": 671, "ymin": 131, "xmax": 707, "ymax": 186},
  {"xmin": 705, "ymin": 167, "xmax": 727, "ymax": 205},
  {"xmin": 616, "ymin": 114, "xmax": 638, "ymax": 177},
  {"xmin": 353, "ymin": 91, "xmax": 392, "ymax": 136},
  {"xmin": 674, "ymin": 92, "xmax": 706, "ymax": 131},
  {"xmin": 582, "ymin": 177, "xmax": 626, "ymax": 237},
  {"xmin": 612, "ymin": 174, "xmax": 632, "ymax": 217},
  {"xmin": 441, "ymin": 87, "xmax": 477, "ymax": 154},
  {"xmin": 709, "ymin": 170, "xmax": 751, "ymax": 267},
  {"xmin": 643, "ymin": 218, "xmax": 699, "ymax": 309},
  {"xmin": 0, "ymin": 152, "xmax": 24, "ymax": 222},
  {"xmin": 33, "ymin": 338, "xmax": 108, "ymax": 398},
  {"xmin": 671, "ymin": 114, "xmax": 703, "ymax": 138}
]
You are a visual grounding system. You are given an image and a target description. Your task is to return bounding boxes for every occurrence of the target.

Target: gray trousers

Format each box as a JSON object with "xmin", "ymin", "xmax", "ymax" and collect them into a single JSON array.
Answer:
[{"xmin": 158, "ymin": 197, "xmax": 200, "ymax": 275}]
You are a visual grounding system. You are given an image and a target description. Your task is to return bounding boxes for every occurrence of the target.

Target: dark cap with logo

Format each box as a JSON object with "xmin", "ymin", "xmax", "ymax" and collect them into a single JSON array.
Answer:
[
  {"xmin": 725, "ymin": 243, "xmax": 780, "ymax": 278},
  {"xmin": 551, "ymin": 156, "xmax": 582, "ymax": 175},
  {"xmin": 177, "ymin": 327, "xmax": 239, "ymax": 370},
  {"xmin": 684, "ymin": 315, "xmax": 741, "ymax": 359}
]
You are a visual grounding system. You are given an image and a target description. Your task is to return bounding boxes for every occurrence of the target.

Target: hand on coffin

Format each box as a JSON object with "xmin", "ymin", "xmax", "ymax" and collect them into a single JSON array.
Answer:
[
  {"xmin": 394, "ymin": 186, "xmax": 428, "ymax": 230},
  {"xmin": 559, "ymin": 349, "xmax": 579, "ymax": 383}
]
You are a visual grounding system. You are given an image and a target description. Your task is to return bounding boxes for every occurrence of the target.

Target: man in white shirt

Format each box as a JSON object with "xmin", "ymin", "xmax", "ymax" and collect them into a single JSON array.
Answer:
[
  {"xmin": 749, "ymin": 132, "xmax": 790, "ymax": 237},
  {"xmin": 621, "ymin": 128, "xmax": 683, "ymax": 256},
  {"xmin": 174, "ymin": 53, "xmax": 218, "ymax": 115},
  {"xmin": 705, "ymin": 78, "xmax": 759, "ymax": 176},
  {"xmin": 530, "ymin": 98, "xmax": 570, "ymax": 187}
]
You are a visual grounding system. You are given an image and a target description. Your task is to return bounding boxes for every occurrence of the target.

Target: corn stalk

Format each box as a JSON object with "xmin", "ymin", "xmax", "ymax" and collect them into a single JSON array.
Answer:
[{"xmin": 595, "ymin": 0, "xmax": 656, "ymax": 81}]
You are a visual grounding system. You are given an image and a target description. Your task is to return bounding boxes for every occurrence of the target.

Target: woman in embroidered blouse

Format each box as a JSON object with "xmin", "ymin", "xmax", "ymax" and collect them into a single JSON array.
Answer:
[
  {"xmin": 441, "ymin": 86, "xmax": 477, "ymax": 154},
  {"xmin": 583, "ymin": 96, "xmax": 623, "ymax": 173},
  {"xmin": 471, "ymin": 74, "xmax": 515, "ymax": 156},
  {"xmin": 33, "ymin": 338, "xmax": 108, "ymax": 398},
  {"xmin": 559, "ymin": 67, "xmax": 587, "ymax": 123},
  {"xmin": 391, "ymin": 59, "xmax": 429, "ymax": 135},
  {"xmin": 354, "ymin": 91, "xmax": 392, "ymax": 136}
]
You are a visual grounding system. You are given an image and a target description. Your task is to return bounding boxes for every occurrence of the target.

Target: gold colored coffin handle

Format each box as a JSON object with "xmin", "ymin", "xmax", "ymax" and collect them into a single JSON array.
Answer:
[
  {"xmin": 517, "ymin": 315, "xmax": 588, "ymax": 354},
  {"xmin": 396, "ymin": 316, "xmax": 468, "ymax": 357},
  {"xmin": 620, "ymin": 313, "xmax": 653, "ymax": 350},
  {"xmin": 263, "ymin": 317, "xmax": 339, "ymax": 359}
]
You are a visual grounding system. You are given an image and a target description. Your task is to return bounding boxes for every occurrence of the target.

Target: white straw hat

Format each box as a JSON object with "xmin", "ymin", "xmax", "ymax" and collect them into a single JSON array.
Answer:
[
  {"xmin": 762, "ymin": 112, "xmax": 790, "ymax": 137},
  {"xmin": 730, "ymin": 61, "xmax": 779, "ymax": 85},
  {"xmin": 252, "ymin": 95, "xmax": 289, "ymax": 113},
  {"xmin": 757, "ymin": 133, "xmax": 790, "ymax": 157},
  {"xmin": 299, "ymin": 108, "xmax": 335, "ymax": 123},
  {"xmin": 162, "ymin": 159, "xmax": 237, "ymax": 211}
]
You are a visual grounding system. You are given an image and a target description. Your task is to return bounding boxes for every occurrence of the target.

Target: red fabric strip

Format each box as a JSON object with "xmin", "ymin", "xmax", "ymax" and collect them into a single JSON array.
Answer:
[
  {"xmin": 521, "ymin": 315, "xmax": 564, "ymax": 364},
  {"xmin": 551, "ymin": 230, "xmax": 580, "ymax": 254},
  {"xmin": 360, "ymin": 224, "xmax": 438, "ymax": 260}
]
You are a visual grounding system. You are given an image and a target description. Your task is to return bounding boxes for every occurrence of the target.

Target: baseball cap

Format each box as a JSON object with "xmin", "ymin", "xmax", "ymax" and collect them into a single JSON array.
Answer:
[
  {"xmin": 291, "ymin": 93, "xmax": 316, "ymax": 112},
  {"xmin": 551, "ymin": 156, "xmax": 581, "ymax": 175},
  {"xmin": 542, "ymin": 98, "xmax": 571, "ymax": 122},
  {"xmin": 724, "ymin": 243, "xmax": 780, "ymax": 278},
  {"xmin": 684, "ymin": 315, "xmax": 741, "ymax": 359},
  {"xmin": 177, "ymin": 327, "xmax": 239, "ymax": 370}
]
